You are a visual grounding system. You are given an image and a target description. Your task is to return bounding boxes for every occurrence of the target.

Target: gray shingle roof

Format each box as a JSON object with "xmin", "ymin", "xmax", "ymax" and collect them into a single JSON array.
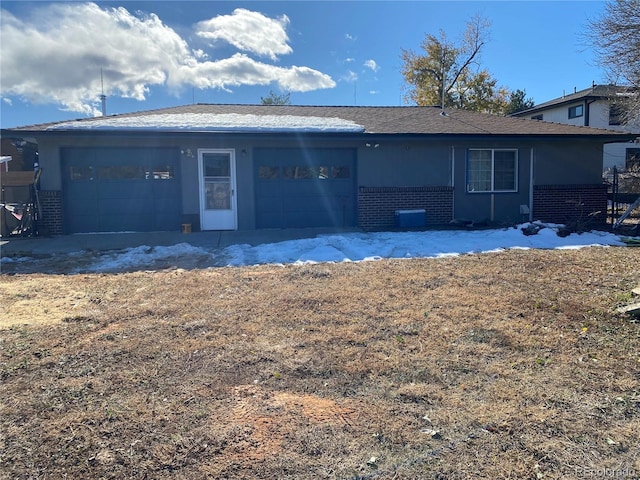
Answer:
[
  {"xmin": 513, "ymin": 84, "xmax": 634, "ymax": 117},
  {"xmin": 4, "ymin": 103, "xmax": 635, "ymax": 138}
]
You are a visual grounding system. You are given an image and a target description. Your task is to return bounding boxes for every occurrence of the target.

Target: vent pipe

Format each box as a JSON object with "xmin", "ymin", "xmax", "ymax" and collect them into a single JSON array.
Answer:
[{"xmin": 100, "ymin": 68, "xmax": 107, "ymax": 116}]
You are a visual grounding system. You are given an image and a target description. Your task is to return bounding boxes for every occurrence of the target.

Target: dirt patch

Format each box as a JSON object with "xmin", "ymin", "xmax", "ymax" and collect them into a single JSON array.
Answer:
[
  {"xmin": 0, "ymin": 276, "xmax": 98, "ymax": 327},
  {"xmin": 1, "ymin": 248, "xmax": 639, "ymax": 479}
]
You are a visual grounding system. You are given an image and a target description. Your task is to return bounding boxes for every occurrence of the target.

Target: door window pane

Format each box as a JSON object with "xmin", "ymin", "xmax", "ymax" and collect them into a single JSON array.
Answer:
[
  {"xmin": 203, "ymin": 154, "xmax": 230, "ymax": 177},
  {"xmin": 205, "ymin": 182, "xmax": 231, "ymax": 209}
]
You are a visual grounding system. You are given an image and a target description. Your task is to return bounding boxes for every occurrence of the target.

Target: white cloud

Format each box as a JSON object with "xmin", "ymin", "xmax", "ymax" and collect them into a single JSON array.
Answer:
[
  {"xmin": 2, "ymin": 97, "xmax": 12, "ymax": 106},
  {"xmin": 173, "ymin": 53, "xmax": 335, "ymax": 93},
  {"xmin": 343, "ymin": 71, "xmax": 358, "ymax": 83},
  {"xmin": 192, "ymin": 49, "xmax": 209, "ymax": 60},
  {"xmin": 195, "ymin": 8, "xmax": 292, "ymax": 60},
  {"xmin": 364, "ymin": 59, "xmax": 380, "ymax": 72},
  {"xmin": 345, "ymin": 33, "xmax": 355, "ymax": 41},
  {"xmin": 0, "ymin": 3, "xmax": 334, "ymax": 116}
]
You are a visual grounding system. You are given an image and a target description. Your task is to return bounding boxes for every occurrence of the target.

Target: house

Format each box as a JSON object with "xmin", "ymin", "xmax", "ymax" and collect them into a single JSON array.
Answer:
[
  {"xmin": 512, "ymin": 84, "xmax": 640, "ymax": 171},
  {"xmin": 1, "ymin": 104, "xmax": 634, "ymax": 235},
  {"xmin": 0, "ymin": 156, "xmax": 11, "ymax": 173},
  {"xmin": 0, "ymin": 137, "xmax": 38, "ymax": 172}
]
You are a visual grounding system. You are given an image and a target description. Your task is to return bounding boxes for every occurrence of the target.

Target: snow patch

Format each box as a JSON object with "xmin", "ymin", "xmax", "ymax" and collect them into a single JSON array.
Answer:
[
  {"xmin": 1, "ymin": 224, "xmax": 626, "ymax": 274},
  {"xmin": 46, "ymin": 113, "xmax": 366, "ymax": 132}
]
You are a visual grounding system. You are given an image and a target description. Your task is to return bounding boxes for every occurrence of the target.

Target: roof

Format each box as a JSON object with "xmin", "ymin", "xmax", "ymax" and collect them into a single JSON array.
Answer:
[
  {"xmin": 3, "ymin": 103, "xmax": 635, "ymax": 139},
  {"xmin": 513, "ymin": 84, "xmax": 635, "ymax": 117}
]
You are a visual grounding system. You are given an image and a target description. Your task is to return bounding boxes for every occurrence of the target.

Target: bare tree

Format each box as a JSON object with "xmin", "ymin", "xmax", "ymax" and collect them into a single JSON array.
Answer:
[{"xmin": 586, "ymin": 0, "xmax": 640, "ymax": 123}]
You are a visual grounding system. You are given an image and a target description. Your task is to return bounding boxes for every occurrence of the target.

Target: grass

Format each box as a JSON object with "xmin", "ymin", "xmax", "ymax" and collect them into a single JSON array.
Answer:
[{"xmin": 1, "ymin": 247, "xmax": 639, "ymax": 479}]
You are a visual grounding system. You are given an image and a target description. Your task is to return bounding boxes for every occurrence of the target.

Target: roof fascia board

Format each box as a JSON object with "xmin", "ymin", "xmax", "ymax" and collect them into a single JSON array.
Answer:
[
  {"xmin": 514, "ymin": 95, "xmax": 602, "ymax": 116},
  {"xmin": 4, "ymin": 129, "xmax": 634, "ymax": 144}
]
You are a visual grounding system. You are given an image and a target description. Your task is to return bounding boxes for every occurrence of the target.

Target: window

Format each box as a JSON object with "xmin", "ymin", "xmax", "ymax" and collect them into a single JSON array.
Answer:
[
  {"xmin": 568, "ymin": 104, "xmax": 583, "ymax": 119},
  {"xmin": 331, "ymin": 166, "xmax": 350, "ymax": 178},
  {"xmin": 149, "ymin": 164, "xmax": 174, "ymax": 180},
  {"xmin": 203, "ymin": 153, "xmax": 230, "ymax": 177},
  {"xmin": 258, "ymin": 166, "xmax": 279, "ymax": 179},
  {"xmin": 531, "ymin": 114, "xmax": 543, "ymax": 121},
  {"xmin": 626, "ymin": 148, "xmax": 640, "ymax": 170},
  {"xmin": 282, "ymin": 166, "xmax": 328, "ymax": 179},
  {"xmin": 609, "ymin": 104, "xmax": 623, "ymax": 126},
  {"xmin": 70, "ymin": 166, "xmax": 93, "ymax": 181},
  {"xmin": 467, "ymin": 149, "xmax": 517, "ymax": 193},
  {"xmin": 98, "ymin": 165, "xmax": 145, "ymax": 180}
]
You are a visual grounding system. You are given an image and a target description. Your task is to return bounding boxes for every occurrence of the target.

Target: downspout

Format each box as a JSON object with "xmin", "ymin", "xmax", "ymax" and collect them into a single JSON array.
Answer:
[
  {"xmin": 451, "ymin": 145, "xmax": 455, "ymax": 220},
  {"xmin": 490, "ymin": 194, "xmax": 495, "ymax": 222},
  {"xmin": 529, "ymin": 147, "xmax": 534, "ymax": 222},
  {"xmin": 584, "ymin": 98, "xmax": 597, "ymax": 127}
]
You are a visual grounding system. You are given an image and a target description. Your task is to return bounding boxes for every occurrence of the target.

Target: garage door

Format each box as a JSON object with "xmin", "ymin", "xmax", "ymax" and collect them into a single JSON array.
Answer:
[
  {"xmin": 255, "ymin": 148, "xmax": 356, "ymax": 228},
  {"xmin": 61, "ymin": 147, "xmax": 181, "ymax": 233}
]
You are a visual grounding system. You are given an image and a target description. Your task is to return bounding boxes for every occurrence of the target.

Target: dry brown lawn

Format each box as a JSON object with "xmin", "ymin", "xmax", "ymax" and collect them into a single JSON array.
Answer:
[{"xmin": 1, "ymin": 248, "xmax": 639, "ymax": 479}]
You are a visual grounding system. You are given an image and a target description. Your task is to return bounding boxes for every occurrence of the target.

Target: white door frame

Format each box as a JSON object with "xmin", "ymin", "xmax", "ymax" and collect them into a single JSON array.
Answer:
[{"xmin": 198, "ymin": 148, "xmax": 238, "ymax": 230}]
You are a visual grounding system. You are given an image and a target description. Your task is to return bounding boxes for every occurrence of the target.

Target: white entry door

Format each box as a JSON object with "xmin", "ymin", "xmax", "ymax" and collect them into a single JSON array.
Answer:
[{"xmin": 198, "ymin": 149, "xmax": 237, "ymax": 230}]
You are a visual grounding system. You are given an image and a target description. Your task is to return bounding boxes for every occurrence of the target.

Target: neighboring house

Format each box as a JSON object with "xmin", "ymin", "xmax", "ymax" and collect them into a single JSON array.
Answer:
[
  {"xmin": 0, "ymin": 156, "xmax": 11, "ymax": 173},
  {"xmin": 1, "ymin": 104, "xmax": 634, "ymax": 235},
  {"xmin": 0, "ymin": 137, "xmax": 38, "ymax": 172},
  {"xmin": 512, "ymin": 84, "xmax": 640, "ymax": 171}
]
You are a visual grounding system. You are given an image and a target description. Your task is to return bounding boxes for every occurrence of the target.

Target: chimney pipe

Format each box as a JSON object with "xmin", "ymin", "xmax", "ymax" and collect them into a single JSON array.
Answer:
[{"xmin": 100, "ymin": 68, "xmax": 106, "ymax": 116}]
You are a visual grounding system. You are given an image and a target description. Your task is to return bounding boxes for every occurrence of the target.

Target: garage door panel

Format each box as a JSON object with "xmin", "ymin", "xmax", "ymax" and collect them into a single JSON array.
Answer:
[
  {"xmin": 284, "ymin": 210, "xmax": 338, "ymax": 228},
  {"xmin": 153, "ymin": 196, "xmax": 182, "ymax": 215},
  {"xmin": 283, "ymin": 182, "xmax": 329, "ymax": 195},
  {"xmin": 61, "ymin": 147, "xmax": 181, "ymax": 233},
  {"xmin": 255, "ymin": 148, "xmax": 355, "ymax": 229},
  {"xmin": 66, "ymin": 215, "xmax": 99, "ymax": 233},
  {"xmin": 96, "ymin": 198, "xmax": 153, "ymax": 216},
  {"xmin": 98, "ymin": 214, "xmax": 154, "ymax": 232},
  {"xmin": 97, "ymin": 183, "xmax": 151, "ymax": 200},
  {"xmin": 66, "ymin": 199, "xmax": 98, "ymax": 216}
]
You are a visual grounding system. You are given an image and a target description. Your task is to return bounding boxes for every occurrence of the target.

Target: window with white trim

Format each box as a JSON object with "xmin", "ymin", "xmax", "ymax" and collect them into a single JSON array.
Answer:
[{"xmin": 467, "ymin": 149, "xmax": 518, "ymax": 193}]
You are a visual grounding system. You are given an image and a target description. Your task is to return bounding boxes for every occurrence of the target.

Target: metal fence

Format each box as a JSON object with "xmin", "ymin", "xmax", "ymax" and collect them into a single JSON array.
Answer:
[{"xmin": 605, "ymin": 166, "xmax": 640, "ymax": 232}]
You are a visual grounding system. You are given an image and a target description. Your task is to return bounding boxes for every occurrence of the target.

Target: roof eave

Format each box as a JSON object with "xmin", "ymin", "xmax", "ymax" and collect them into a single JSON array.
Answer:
[{"xmin": 3, "ymin": 128, "xmax": 635, "ymax": 143}]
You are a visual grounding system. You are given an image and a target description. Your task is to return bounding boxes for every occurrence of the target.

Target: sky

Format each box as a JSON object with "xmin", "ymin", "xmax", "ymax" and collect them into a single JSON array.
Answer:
[
  {"xmin": 0, "ymin": 223, "xmax": 626, "ymax": 274},
  {"xmin": 0, "ymin": 0, "xmax": 608, "ymax": 129}
]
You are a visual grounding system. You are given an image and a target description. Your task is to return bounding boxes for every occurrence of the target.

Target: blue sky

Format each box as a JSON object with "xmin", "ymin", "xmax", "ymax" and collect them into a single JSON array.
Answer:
[{"xmin": 0, "ymin": 1, "xmax": 607, "ymax": 128}]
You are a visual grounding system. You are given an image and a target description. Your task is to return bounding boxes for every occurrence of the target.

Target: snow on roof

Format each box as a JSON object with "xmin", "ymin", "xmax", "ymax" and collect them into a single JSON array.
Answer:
[{"xmin": 46, "ymin": 113, "xmax": 366, "ymax": 133}]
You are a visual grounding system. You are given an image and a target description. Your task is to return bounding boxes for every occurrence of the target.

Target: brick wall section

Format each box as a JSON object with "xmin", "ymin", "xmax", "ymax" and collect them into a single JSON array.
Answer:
[
  {"xmin": 38, "ymin": 190, "xmax": 63, "ymax": 235},
  {"xmin": 358, "ymin": 186, "xmax": 454, "ymax": 230},
  {"xmin": 533, "ymin": 184, "xmax": 608, "ymax": 228}
]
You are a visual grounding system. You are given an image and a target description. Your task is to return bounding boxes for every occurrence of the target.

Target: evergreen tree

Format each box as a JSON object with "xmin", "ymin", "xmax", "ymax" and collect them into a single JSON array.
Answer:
[
  {"xmin": 261, "ymin": 90, "xmax": 291, "ymax": 105},
  {"xmin": 504, "ymin": 89, "xmax": 535, "ymax": 115}
]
